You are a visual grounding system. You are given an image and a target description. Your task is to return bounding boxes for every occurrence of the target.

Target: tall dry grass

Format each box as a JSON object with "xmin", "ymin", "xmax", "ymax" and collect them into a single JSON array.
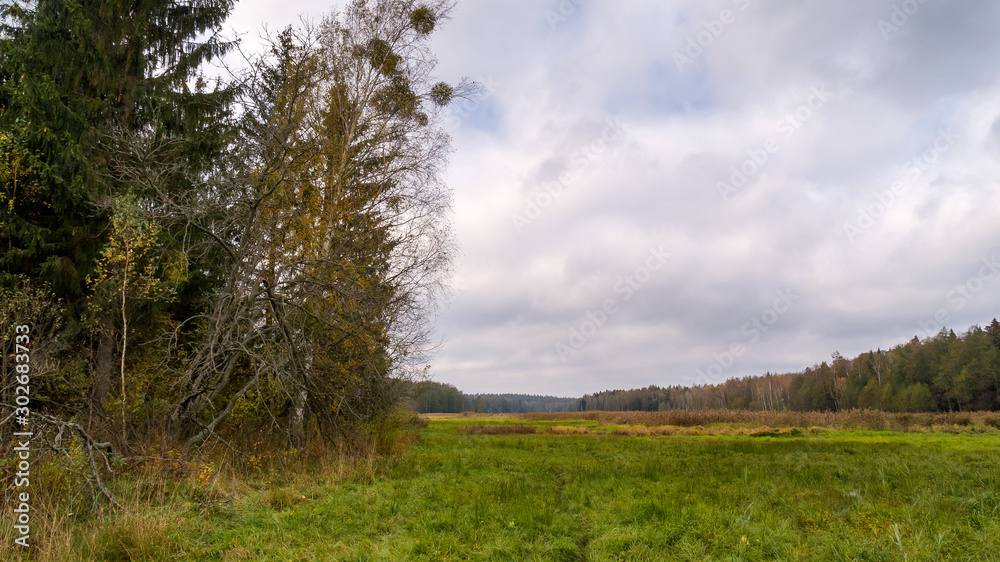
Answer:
[
  {"xmin": 522, "ymin": 409, "xmax": 1000, "ymax": 432},
  {"xmin": 0, "ymin": 411, "xmax": 424, "ymax": 560}
]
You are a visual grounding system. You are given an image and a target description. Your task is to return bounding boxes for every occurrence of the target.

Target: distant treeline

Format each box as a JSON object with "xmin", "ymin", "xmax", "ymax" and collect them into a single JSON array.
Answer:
[
  {"xmin": 412, "ymin": 382, "xmax": 576, "ymax": 413},
  {"xmin": 581, "ymin": 320, "xmax": 1000, "ymax": 413},
  {"xmin": 417, "ymin": 320, "xmax": 1000, "ymax": 414}
]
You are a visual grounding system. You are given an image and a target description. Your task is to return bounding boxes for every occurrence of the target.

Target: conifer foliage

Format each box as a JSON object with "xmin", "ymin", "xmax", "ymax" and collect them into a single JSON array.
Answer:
[{"xmin": 1, "ymin": 0, "xmax": 464, "ymax": 477}]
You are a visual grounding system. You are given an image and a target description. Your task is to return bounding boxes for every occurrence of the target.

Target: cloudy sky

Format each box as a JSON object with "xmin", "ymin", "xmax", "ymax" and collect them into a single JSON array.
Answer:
[{"xmin": 226, "ymin": 0, "xmax": 1000, "ymax": 397}]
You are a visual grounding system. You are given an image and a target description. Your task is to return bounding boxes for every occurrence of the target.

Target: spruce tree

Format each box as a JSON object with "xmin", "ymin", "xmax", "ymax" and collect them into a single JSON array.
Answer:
[
  {"xmin": 0, "ymin": 0, "xmax": 235, "ymax": 414},
  {"xmin": 0, "ymin": 0, "xmax": 234, "ymax": 302}
]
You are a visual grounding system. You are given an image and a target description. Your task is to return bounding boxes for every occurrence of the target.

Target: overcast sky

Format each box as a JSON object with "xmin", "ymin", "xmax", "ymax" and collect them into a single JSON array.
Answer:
[{"xmin": 226, "ymin": 0, "xmax": 1000, "ymax": 397}]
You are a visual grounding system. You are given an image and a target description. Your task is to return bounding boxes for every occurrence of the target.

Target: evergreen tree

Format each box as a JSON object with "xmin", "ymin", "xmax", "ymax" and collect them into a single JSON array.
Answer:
[
  {"xmin": 0, "ymin": 0, "xmax": 235, "ymax": 415},
  {"xmin": 0, "ymin": 0, "xmax": 233, "ymax": 301}
]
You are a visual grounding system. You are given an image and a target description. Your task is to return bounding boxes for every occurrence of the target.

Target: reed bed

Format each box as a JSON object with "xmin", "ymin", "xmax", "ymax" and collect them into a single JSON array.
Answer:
[{"xmin": 521, "ymin": 409, "xmax": 1000, "ymax": 432}]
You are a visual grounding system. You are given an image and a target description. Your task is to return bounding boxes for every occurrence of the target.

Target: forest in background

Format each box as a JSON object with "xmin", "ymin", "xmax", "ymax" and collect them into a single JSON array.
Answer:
[
  {"xmin": 582, "ymin": 320, "xmax": 1000, "ymax": 413},
  {"xmin": 410, "ymin": 381, "xmax": 576, "ymax": 413},
  {"xmin": 418, "ymin": 320, "xmax": 1000, "ymax": 414}
]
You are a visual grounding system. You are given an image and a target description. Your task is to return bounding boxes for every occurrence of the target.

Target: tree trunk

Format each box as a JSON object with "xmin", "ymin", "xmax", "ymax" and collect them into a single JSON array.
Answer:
[
  {"xmin": 289, "ymin": 386, "xmax": 307, "ymax": 449},
  {"xmin": 288, "ymin": 350, "xmax": 312, "ymax": 449},
  {"xmin": 92, "ymin": 315, "xmax": 116, "ymax": 416},
  {"xmin": 120, "ymin": 263, "xmax": 129, "ymax": 444}
]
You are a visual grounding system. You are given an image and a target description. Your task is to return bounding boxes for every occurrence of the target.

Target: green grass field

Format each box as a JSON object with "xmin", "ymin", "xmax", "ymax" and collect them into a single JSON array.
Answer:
[{"xmin": 21, "ymin": 415, "xmax": 1000, "ymax": 560}]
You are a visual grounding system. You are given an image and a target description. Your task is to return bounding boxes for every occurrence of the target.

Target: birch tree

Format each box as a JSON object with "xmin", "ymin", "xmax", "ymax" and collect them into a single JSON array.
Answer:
[{"xmin": 87, "ymin": 192, "xmax": 172, "ymax": 439}]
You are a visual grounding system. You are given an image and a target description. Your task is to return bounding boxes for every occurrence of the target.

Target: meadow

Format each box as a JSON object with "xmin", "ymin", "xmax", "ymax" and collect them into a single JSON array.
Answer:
[{"xmin": 7, "ymin": 411, "xmax": 1000, "ymax": 560}]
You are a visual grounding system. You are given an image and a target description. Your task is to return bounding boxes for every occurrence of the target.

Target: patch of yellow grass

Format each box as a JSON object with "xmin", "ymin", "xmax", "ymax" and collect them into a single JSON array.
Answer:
[{"xmin": 549, "ymin": 426, "xmax": 589, "ymax": 434}]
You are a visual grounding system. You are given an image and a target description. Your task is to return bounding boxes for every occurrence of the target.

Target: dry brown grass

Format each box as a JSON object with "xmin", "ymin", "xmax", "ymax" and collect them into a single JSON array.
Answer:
[
  {"xmin": 521, "ymin": 409, "xmax": 1000, "ymax": 432},
  {"xmin": 418, "ymin": 412, "xmax": 520, "ymax": 419},
  {"xmin": 0, "ymin": 414, "xmax": 423, "ymax": 560},
  {"xmin": 457, "ymin": 422, "xmax": 823, "ymax": 438},
  {"xmin": 602, "ymin": 425, "xmax": 815, "ymax": 437},
  {"xmin": 460, "ymin": 425, "xmax": 537, "ymax": 435}
]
